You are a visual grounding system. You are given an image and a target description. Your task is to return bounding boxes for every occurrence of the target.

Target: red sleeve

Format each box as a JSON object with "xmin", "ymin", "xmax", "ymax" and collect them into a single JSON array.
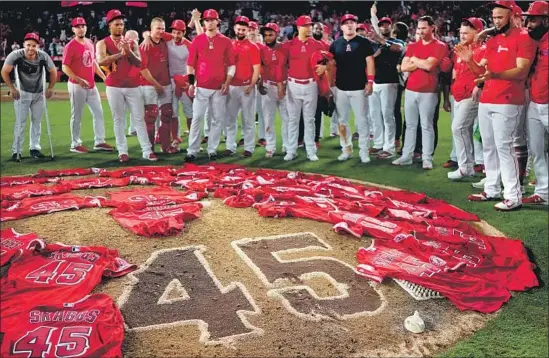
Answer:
[
  {"xmin": 225, "ymin": 39, "xmax": 236, "ymax": 67},
  {"xmin": 517, "ymin": 32, "xmax": 536, "ymax": 61},
  {"xmin": 103, "ymin": 250, "xmax": 137, "ymax": 277},
  {"xmin": 250, "ymin": 44, "xmax": 261, "ymax": 66},
  {"xmin": 62, "ymin": 42, "xmax": 73, "ymax": 65},
  {"xmin": 139, "ymin": 47, "xmax": 149, "ymax": 69},
  {"xmin": 162, "ymin": 32, "xmax": 173, "ymax": 42},
  {"xmin": 187, "ymin": 39, "xmax": 198, "ymax": 67},
  {"xmin": 434, "ymin": 42, "xmax": 447, "ymax": 60},
  {"xmin": 404, "ymin": 42, "xmax": 414, "ymax": 57}
]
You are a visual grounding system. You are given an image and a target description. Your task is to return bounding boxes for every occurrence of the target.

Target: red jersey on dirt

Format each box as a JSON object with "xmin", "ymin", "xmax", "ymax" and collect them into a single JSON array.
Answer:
[
  {"xmin": 139, "ymin": 39, "xmax": 171, "ymax": 86},
  {"xmin": 0, "ymin": 228, "xmax": 45, "ymax": 267},
  {"xmin": 103, "ymin": 36, "xmax": 140, "ymax": 88},
  {"xmin": 1, "ymin": 293, "xmax": 124, "ymax": 358},
  {"xmin": 284, "ymin": 37, "xmax": 326, "ymax": 79},
  {"xmin": 530, "ymin": 32, "xmax": 549, "ymax": 104},
  {"xmin": 480, "ymin": 27, "xmax": 536, "ymax": 105},
  {"xmin": 451, "ymin": 44, "xmax": 486, "ymax": 102},
  {"xmin": 231, "ymin": 39, "xmax": 261, "ymax": 86},
  {"xmin": 62, "ymin": 38, "xmax": 97, "ymax": 89},
  {"xmin": 405, "ymin": 39, "xmax": 447, "ymax": 93},
  {"xmin": 188, "ymin": 33, "xmax": 235, "ymax": 90},
  {"xmin": 0, "ymin": 183, "xmax": 71, "ymax": 201}
]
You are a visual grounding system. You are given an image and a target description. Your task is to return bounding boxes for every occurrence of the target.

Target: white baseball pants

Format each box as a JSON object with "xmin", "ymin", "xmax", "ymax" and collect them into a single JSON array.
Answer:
[
  {"xmin": 527, "ymin": 102, "xmax": 548, "ymax": 200},
  {"xmin": 473, "ymin": 116, "xmax": 484, "ymax": 164},
  {"xmin": 261, "ymin": 82, "xmax": 289, "ymax": 153},
  {"xmin": 68, "ymin": 82, "xmax": 106, "ymax": 148},
  {"xmin": 451, "ymin": 97, "xmax": 479, "ymax": 173},
  {"xmin": 105, "ymin": 86, "xmax": 152, "ymax": 157},
  {"xmin": 256, "ymin": 90, "xmax": 265, "ymax": 139},
  {"xmin": 226, "ymin": 85, "xmax": 257, "ymax": 153},
  {"xmin": 286, "ymin": 80, "xmax": 318, "ymax": 156},
  {"xmin": 449, "ymin": 96, "xmax": 457, "ymax": 162},
  {"xmin": 402, "ymin": 90, "xmax": 438, "ymax": 161},
  {"xmin": 335, "ymin": 88, "xmax": 370, "ymax": 155},
  {"xmin": 370, "ymin": 82, "xmax": 398, "ymax": 154},
  {"xmin": 478, "ymin": 103, "xmax": 523, "ymax": 203},
  {"xmin": 12, "ymin": 90, "xmax": 43, "ymax": 154},
  {"xmin": 171, "ymin": 78, "xmax": 193, "ymax": 137},
  {"xmin": 187, "ymin": 87, "xmax": 226, "ymax": 156}
]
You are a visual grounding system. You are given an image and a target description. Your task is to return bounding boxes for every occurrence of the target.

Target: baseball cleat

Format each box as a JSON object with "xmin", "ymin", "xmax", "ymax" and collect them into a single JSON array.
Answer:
[
  {"xmin": 376, "ymin": 151, "xmax": 395, "ymax": 159},
  {"xmin": 494, "ymin": 200, "xmax": 522, "ymax": 211},
  {"xmin": 392, "ymin": 157, "xmax": 413, "ymax": 166},
  {"xmin": 368, "ymin": 147, "xmax": 382, "ymax": 154},
  {"xmin": 307, "ymin": 154, "xmax": 319, "ymax": 162},
  {"xmin": 119, "ymin": 154, "xmax": 130, "ymax": 163},
  {"xmin": 208, "ymin": 153, "xmax": 217, "ymax": 161},
  {"xmin": 184, "ymin": 154, "xmax": 197, "ymax": 162},
  {"xmin": 422, "ymin": 160, "xmax": 433, "ymax": 170},
  {"xmin": 30, "ymin": 149, "xmax": 46, "ymax": 159},
  {"xmin": 412, "ymin": 153, "xmax": 422, "ymax": 163},
  {"xmin": 145, "ymin": 153, "xmax": 158, "ymax": 162},
  {"xmin": 522, "ymin": 194, "xmax": 548, "ymax": 206},
  {"xmin": 257, "ymin": 138, "xmax": 266, "ymax": 147},
  {"xmin": 352, "ymin": 132, "xmax": 359, "ymax": 140},
  {"xmin": 468, "ymin": 192, "xmax": 501, "ymax": 201},
  {"xmin": 265, "ymin": 150, "xmax": 274, "ymax": 158},
  {"xmin": 360, "ymin": 154, "xmax": 371, "ymax": 164},
  {"xmin": 94, "ymin": 143, "xmax": 114, "ymax": 151},
  {"xmin": 471, "ymin": 178, "xmax": 486, "ymax": 189},
  {"xmin": 474, "ymin": 164, "xmax": 485, "ymax": 173},
  {"xmin": 11, "ymin": 153, "xmax": 22, "ymax": 162},
  {"xmin": 443, "ymin": 160, "xmax": 458, "ymax": 168},
  {"xmin": 223, "ymin": 150, "xmax": 236, "ymax": 157},
  {"xmin": 284, "ymin": 153, "xmax": 297, "ymax": 161},
  {"xmin": 242, "ymin": 150, "xmax": 253, "ymax": 158},
  {"xmin": 70, "ymin": 146, "xmax": 88, "ymax": 154},
  {"xmin": 297, "ymin": 141, "xmax": 304, "ymax": 148},
  {"xmin": 338, "ymin": 153, "xmax": 352, "ymax": 161},
  {"xmin": 448, "ymin": 169, "xmax": 475, "ymax": 180}
]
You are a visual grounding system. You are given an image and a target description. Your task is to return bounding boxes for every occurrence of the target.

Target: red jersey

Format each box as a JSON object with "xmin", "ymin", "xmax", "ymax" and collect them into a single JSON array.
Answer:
[
  {"xmin": 0, "ymin": 183, "xmax": 71, "ymax": 201},
  {"xmin": 188, "ymin": 33, "xmax": 235, "ymax": 90},
  {"xmin": 1, "ymin": 293, "xmax": 124, "ymax": 358},
  {"xmin": 64, "ymin": 177, "xmax": 131, "ymax": 190},
  {"xmin": 530, "ymin": 32, "xmax": 548, "ymax": 104},
  {"xmin": 260, "ymin": 42, "xmax": 288, "ymax": 83},
  {"xmin": 33, "ymin": 168, "xmax": 95, "ymax": 178},
  {"xmin": 139, "ymin": 38, "xmax": 171, "ymax": 86},
  {"xmin": 105, "ymin": 187, "xmax": 206, "ymax": 208},
  {"xmin": 103, "ymin": 36, "xmax": 140, "ymax": 88},
  {"xmin": 451, "ymin": 44, "xmax": 486, "ymax": 102},
  {"xmin": 284, "ymin": 37, "xmax": 326, "ymax": 79},
  {"xmin": 1, "ymin": 228, "xmax": 45, "ymax": 267},
  {"xmin": 62, "ymin": 38, "xmax": 97, "ymax": 89},
  {"xmin": 1, "ymin": 243, "xmax": 135, "ymax": 317},
  {"xmin": 231, "ymin": 39, "xmax": 261, "ymax": 86},
  {"xmin": 1, "ymin": 176, "xmax": 60, "ymax": 187},
  {"xmin": 405, "ymin": 39, "xmax": 447, "ymax": 93},
  {"xmin": 480, "ymin": 27, "xmax": 536, "ymax": 105},
  {"xmin": 98, "ymin": 165, "xmax": 174, "ymax": 178}
]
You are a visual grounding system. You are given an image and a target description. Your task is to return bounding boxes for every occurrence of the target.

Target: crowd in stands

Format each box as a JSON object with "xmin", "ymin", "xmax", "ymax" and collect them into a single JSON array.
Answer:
[{"xmin": 1, "ymin": 1, "xmax": 495, "ymax": 61}]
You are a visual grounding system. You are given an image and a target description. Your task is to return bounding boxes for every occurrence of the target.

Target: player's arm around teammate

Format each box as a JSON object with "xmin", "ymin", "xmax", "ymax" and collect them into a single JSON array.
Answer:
[
  {"xmin": 1, "ymin": 33, "xmax": 57, "ymax": 162},
  {"xmin": 329, "ymin": 14, "xmax": 375, "ymax": 164},
  {"xmin": 62, "ymin": 17, "xmax": 114, "ymax": 154},
  {"xmin": 225, "ymin": 16, "xmax": 261, "ymax": 158}
]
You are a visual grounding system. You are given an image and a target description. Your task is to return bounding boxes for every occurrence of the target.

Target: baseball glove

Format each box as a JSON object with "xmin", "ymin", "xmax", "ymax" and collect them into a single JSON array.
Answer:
[{"xmin": 257, "ymin": 77, "xmax": 268, "ymax": 96}]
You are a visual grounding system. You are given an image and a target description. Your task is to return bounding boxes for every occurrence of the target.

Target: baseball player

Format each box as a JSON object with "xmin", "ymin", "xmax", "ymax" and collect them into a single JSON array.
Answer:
[
  {"xmin": 259, "ymin": 22, "xmax": 289, "ymax": 158},
  {"xmin": 393, "ymin": 16, "xmax": 448, "ymax": 170},
  {"xmin": 225, "ymin": 16, "xmax": 261, "ymax": 157},
  {"xmin": 523, "ymin": 0, "xmax": 549, "ymax": 205},
  {"xmin": 96, "ymin": 9, "xmax": 157, "ymax": 163},
  {"xmin": 458, "ymin": 0, "xmax": 535, "ymax": 211},
  {"xmin": 185, "ymin": 9, "xmax": 235, "ymax": 162},
  {"xmin": 247, "ymin": 21, "xmax": 266, "ymax": 146},
  {"xmin": 446, "ymin": 18, "xmax": 486, "ymax": 180},
  {"xmin": 124, "ymin": 30, "xmax": 139, "ymax": 136},
  {"xmin": 329, "ymin": 14, "xmax": 375, "ymax": 163},
  {"xmin": 138, "ymin": 17, "xmax": 175, "ymax": 154},
  {"xmin": 1, "ymin": 33, "xmax": 57, "ymax": 162},
  {"xmin": 283, "ymin": 15, "xmax": 326, "ymax": 161},
  {"xmin": 368, "ymin": 16, "xmax": 404, "ymax": 160},
  {"xmin": 62, "ymin": 17, "xmax": 113, "ymax": 154}
]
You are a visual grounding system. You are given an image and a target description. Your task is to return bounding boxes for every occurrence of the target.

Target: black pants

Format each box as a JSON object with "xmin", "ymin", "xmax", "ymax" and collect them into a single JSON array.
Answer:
[
  {"xmin": 298, "ymin": 96, "xmax": 324, "ymax": 143},
  {"xmin": 394, "ymin": 84, "xmax": 405, "ymax": 141},
  {"xmin": 401, "ymin": 90, "xmax": 441, "ymax": 155}
]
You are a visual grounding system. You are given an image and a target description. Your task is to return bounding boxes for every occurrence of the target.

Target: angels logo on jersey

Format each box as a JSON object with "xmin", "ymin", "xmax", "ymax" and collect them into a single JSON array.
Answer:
[
  {"xmin": 128, "ymin": 194, "xmax": 175, "ymax": 206},
  {"xmin": 82, "ymin": 50, "xmax": 93, "ymax": 67},
  {"xmin": 429, "ymin": 255, "xmax": 447, "ymax": 267},
  {"xmin": 30, "ymin": 199, "xmax": 80, "ymax": 213},
  {"xmin": 138, "ymin": 208, "xmax": 185, "ymax": 220}
]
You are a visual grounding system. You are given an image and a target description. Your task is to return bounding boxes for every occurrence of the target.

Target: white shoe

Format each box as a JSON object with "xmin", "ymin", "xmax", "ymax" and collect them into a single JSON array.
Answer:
[
  {"xmin": 338, "ymin": 153, "xmax": 352, "ymax": 161},
  {"xmin": 307, "ymin": 154, "xmax": 319, "ymax": 162},
  {"xmin": 471, "ymin": 178, "xmax": 486, "ymax": 189},
  {"xmin": 494, "ymin": 200, "xmax": 522, "ymax": 211},
  {"xmin": 392, "ymin": 156, "xmax": 413, "ymax": 166},
  {"xmin": 360, "ymin": 154, "xmax": 371, "ymax": 164},
  {"xmin": 284, "ymin": 153, "xmax": 297, "ymax": 161},
  {"xmin": 448, "ymin": 168, "xmax": 474, "ymax": 180},
  {"xmin": 422, "ymin": 160, "xmax": 433, "ymax": 170}
]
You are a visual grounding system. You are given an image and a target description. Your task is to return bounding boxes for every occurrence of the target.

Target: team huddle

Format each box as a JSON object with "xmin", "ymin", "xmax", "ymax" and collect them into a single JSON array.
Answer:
[{"xmin": 1, "ymin": 0, "xmax": 548, "ymax": 212}]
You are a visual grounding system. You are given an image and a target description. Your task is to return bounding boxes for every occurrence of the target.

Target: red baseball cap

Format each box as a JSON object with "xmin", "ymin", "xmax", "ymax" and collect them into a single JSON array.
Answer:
[
  {"xmin": 262, "ymin": 22, "xmax": 280, "ymax": 34},
  {"xmin": 296, "ymin": 15, "xmax": 313, "ymax": 27},
  {"xmin": 249, "ymin": 21, "xmax": 258, "ymax": 30},
  {"xmin": 71, "ymin": 17, "xmax": 86, "ymax": 27},
  {"xmin": 378, "ymin": 17, "xmax": 393, "ymax": 25},
  {"xmin": 341, "ymin": 14, "xmax": 358, "ymax": 23},
  {"xmin": 203, "ymin": 9, "xmax": 219, "ymax": 20},
  {"xmin": 511, "ymin": 4, "xmax": 523, "ymax": 16},
  {"xmin": 357, "ymin": 23, "xmax": 368, "ymax": 31},
  {"xmin": 24, "ymin": 32, "xmax": 40, "ymax": 43},
  {"xmin": 462, "ymin": 17, "xmax": 484, "ymax": 32},
  {"xmin": 106, "ymin": 9, "xmax": 125, "ymax": 24},
  {"xmin": 170, "ymin": 19, "xmax": 186, "ymax": 31},
  {"xmin": 523, "ymin": 1, "xmax": 549, "ymax": 16},
  {"xmin": 235, "ymin": 16, "xmax": 250, "ymax": 26},
  {"xmin": 487, "ymin": 1, "xmax": 517, "ymax": 11}
]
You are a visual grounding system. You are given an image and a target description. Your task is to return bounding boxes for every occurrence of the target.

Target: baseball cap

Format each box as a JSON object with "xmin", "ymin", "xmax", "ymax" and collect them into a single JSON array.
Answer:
[
  {"xmin": 462, "ymin": 17, "xmax": 484, "ymax": 32},
  {"xmin": 71, "ymin": 17, "xmax": 86, "ymax": 27},
  {"xmin": 357, "ymin": 23, "xmax": 368, "ymax": 31},
  {"xmin": 24, "ymin": 33, "xmax": 40, "ymax": 43},
  {"xmin": 511, "ymin": 4, "xmax": 523, "ymax": 16},
  {"xmin": 170, "ymin": 19, "xmax": 186, "ymax": 31},
  {"xmin": 106, "ymin": 9, "xmax": 125, "ymax": 24},
  {"xmin": 296, "ymin": 15, "xmax": 313, "ymax": 27},
  {"xmin": 341, "ymin": 14, "xmax": 358, "ymax": 23},
  {"xmin": 487, "ymin": 1, "xmax": 517, "ymax": 11},
  {"xmin": 235, "ymin": 16, "xmax": 250, "ymax": 26},
  {"xmin": 203, "ymin": 9, "xmax": 219, "ymax": 20},
  {"xmin": 523, "ymin": 1, "xmax": 549, "ymax": 16},
  {"xmin": 262, "ymin": 22, "xmax": 280, "ymax": 34},
  {"xmin": 249, "ymin": 21, "xmax": 258, "ymax": 30},
  {"xmin": 378, "ymin": 17, "xmax": 393, "ymax": 25}
]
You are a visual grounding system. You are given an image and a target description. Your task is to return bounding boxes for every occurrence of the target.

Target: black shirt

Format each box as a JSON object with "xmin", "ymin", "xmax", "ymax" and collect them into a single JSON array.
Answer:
[
  {"xmin": 329, "ymin": 35, "xmax": 375, "ymax": 91},
  {"xmin": 372, "ymin": 38, "xmax": 405, "ymax": 84}
]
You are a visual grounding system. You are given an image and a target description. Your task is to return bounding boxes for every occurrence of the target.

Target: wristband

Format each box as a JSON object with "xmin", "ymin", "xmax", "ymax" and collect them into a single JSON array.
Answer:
[
  {"xmin": 188, "ymin": 74, "xmax": 195, "ymax": 84},
  {"xmin": 476, "ymin": 82, "xmax": 484, "ymax": 89},
  {"xmin": 367, "ymin": 75, "xmax": 374, "ymax": 83}
]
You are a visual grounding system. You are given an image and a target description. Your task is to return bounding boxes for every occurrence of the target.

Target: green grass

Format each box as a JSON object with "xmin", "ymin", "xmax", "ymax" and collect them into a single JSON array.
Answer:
[{"xmin": 1, "ymin": 83, "xmax": 547, "ymax": 357}]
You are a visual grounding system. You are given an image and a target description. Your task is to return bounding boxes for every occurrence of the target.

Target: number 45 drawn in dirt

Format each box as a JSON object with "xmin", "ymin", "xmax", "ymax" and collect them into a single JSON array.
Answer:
[{"xmin": 118, "ymin": 233, "xmax": 385, "ymax": 346}]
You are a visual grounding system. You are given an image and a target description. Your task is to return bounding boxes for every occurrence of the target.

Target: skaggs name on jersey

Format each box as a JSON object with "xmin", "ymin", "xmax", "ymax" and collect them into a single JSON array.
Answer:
[{"xmin": 29, "ymin": 309, "xmax": 100, "ymax": 324}]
